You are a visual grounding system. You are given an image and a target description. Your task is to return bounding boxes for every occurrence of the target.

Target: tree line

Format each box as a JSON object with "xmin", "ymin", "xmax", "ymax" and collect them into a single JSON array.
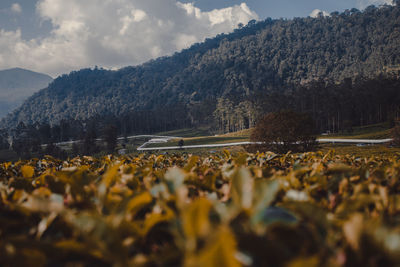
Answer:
[
  {"xmin": 2, "ymin": 74, "xmax": 399, "ymax": 154},
  {"xmin": 212, "ymin": 74, "xmax": 400, "ymax": 133}
]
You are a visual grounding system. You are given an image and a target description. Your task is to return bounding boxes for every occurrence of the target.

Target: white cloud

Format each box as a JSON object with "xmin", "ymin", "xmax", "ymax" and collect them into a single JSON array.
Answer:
[
  {"xmin": 357, "ymin": 0, "xmax": 394, "ymax": 9},
  {"xmin": 11, "ymin": 3, "xmax": 22, "ymax": 14},
  {"xmin": 309, "ymin": 9, "xmax": 330, "ymax": 18},
  {"xmin": 0, "ymin": 0, "xmax": 258, "ymax": 77},
  {"xmin": 119, "ymin": 9, "xmax": 147, "ymax": 35}
]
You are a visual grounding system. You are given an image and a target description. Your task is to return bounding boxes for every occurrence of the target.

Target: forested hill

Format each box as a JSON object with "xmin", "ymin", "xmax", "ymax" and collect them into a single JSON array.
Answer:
[{"xmin": 2, "ymin": 4, "xmax": 400, "ymax": 132}]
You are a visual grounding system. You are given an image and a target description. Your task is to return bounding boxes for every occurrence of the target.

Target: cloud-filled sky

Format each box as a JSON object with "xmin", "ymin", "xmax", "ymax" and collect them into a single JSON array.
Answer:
[{"xmin": 0, "ymin": 0, "xmax": 394, "ymax": 77}]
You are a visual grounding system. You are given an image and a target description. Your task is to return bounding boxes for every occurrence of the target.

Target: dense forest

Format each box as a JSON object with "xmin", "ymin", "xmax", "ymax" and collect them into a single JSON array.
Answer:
[{"xmin": 1, "ymin": 3, "xmax": 400, "ymax": 139}]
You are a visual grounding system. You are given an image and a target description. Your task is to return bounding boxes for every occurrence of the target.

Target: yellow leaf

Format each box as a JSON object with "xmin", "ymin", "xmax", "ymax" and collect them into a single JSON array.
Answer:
[
  {"xmin": 21, "ymin": 165, "xmax": 35, "ymax": 178},
  {"xmin": 12, "ymin": 189, "xmax": 27, "ymax": 202},
  {"xmin": 183, "ymin": 198, "xmax": 213, "ymax": 239},
  {"xmin": 184, "ymin": 156, "xmax": 200, "ymax": 172},
  {"xmin": 185, "ymin": 226, "xmax": 241, "ymax": 267},
  {"xmin": 102, "ymin": 164, "xmax": 121, "ymax": 187},
  {"xmin": 55, "ymin": 240, "xmax": 104, "ymax": 260},
  {"xmin": 126, "ymin": 192, "xmax": 153, "ymax": 217},
  {"xmin": 55, "ymin": 240, "xmax": 88, "ymax": 252},
  {"xmin": 327, "ymin": 164, "xmax": 352, "ymax": 174},
  {"xmin": 3, "ymin": 162, "xmax": 12, "ymax": 169},
  {"xmin": 231, "ymin": 168, "xmax": 253, "ymax": 210},
  {"xmin": 141, "ymin": 205, "xmax": 174, "ymax": 236},
  {"xmin": 343, "ymin": 213, "xmax": 363, "ymax": 250},
  {"xmin": 36, "ymin": 212, "xmax": 58, "ymax": 238},
  {"xmin": 379, "ymin": 186, "xmax": 389, "ymax": 208},
  {"xmin": 32, "ymin": 187, "xmax": 52, "ymax": 198},
  {"xmin": 287, "ymin": 256, "xmax": 319, "ymax": 267},
  {"xmin": 223, "ymin": 150, "xmax": 231, "ymax": 159},
  {"xmin": 155, "ymin": 154, "xmax": 164, "ymax": 163},
  {"xmin": 234, "ymin": 153, "xmax": 247, "ymax": 166}
]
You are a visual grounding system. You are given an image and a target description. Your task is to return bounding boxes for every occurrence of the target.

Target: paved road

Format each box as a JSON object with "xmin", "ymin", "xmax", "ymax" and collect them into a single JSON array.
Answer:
[
  {"xmin": 138, "ymin": 141, "xmax": 254, "ymax": 151},
  {"xmin": 318, "ymin": 138, "xmax": 393, "ymax": 144},
  {"xmin": 43, "ymin": 134, "xmax": 394, "ymax": 151},
  {"xmin": 43, "ymin": 135, "xmax": 181, "ymax": 147},
  {"xmin": 137, "ymin": 138, "xmax": 394, "ymax": 151}
]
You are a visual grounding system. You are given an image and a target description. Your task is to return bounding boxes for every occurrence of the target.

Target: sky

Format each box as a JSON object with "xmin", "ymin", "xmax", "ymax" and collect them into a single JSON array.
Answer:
[{"xmin": 0, "ymin": 0, "xmax": 394, "ymax": 77}]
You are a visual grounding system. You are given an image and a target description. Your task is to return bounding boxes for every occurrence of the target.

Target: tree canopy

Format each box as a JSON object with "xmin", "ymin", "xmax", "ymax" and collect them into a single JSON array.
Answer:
[{"xmin": 250, "ymin": 110, "xmax": 317, "ymax": 153}]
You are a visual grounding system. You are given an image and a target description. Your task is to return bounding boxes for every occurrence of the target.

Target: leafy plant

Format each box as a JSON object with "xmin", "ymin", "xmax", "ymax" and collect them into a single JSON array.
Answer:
[{"xmin": 0, "ymin": 151, "xmax": 400, "ymax": 266}]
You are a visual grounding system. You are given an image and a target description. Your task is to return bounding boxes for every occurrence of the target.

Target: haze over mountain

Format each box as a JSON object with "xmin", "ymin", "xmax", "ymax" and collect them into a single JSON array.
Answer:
[
  {"xmin": 0, "ymin": 68, "xmax": 53, "ymax": 118},
  {"xmin": 2, "ymin": 4, "xmax": 400, "ymax": 133}
]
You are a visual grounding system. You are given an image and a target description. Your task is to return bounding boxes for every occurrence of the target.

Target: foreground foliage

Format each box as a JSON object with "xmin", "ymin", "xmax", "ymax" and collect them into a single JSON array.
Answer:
[{"xmin": 1, "ymin": 151, "xmax": 400, "ymax": 266}]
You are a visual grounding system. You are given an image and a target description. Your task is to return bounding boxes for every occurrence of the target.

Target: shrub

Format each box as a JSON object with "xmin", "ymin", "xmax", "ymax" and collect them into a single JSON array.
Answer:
[
  {"xmin": 391, "ymin": 123, "xmax": 400, "ymax": 146},
  {"xmin": 250, "ymin": 110, "xmax": 317, "ymax": 153}
]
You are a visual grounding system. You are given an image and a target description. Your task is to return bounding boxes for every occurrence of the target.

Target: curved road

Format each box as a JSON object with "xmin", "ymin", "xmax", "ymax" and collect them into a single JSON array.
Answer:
[
  {"xmin": 44, "ymin": 135, "xmax": 181, "ymax": 147},
  {"xmin": 137, "ymin": 138, "xmax": 393, "ymax": 151},
  {"xmin": 43, "ymin": 134, "xmax": 393, "ymax": 151}
]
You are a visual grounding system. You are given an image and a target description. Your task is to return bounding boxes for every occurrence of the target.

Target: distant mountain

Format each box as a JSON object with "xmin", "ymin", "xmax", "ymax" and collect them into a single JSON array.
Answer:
[
  {"xmin": 2, "ymin": 4, "xmax": 400, "ymax": 132},
  {"xmin": 0, "ymin": 68, "xmax": 53, "ymax": 118}
]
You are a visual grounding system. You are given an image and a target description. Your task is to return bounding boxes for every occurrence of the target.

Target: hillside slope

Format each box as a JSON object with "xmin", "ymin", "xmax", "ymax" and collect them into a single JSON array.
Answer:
[
  {"xmin": 2, "ymin": 4, "xmax": 400, "ymax": 130},
  {"xmin": 0, "ymin": 68, "xmax": 53, "ymax": 118}
]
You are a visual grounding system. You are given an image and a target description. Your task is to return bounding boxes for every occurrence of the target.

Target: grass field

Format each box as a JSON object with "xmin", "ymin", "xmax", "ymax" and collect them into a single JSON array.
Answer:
[
  {"xmin": 147, "ymin": 128, "xmax": 252, "ymax": 148},
  {"xmin": 145, "ymin": 123, "xmax": 395, "ymax": 152},
  {"xmin": 155, "ymin": 127, "xmax": 212, "ymax": 137},
  {"xmin": 145, "ymin": 136, "xmax": 249, "ymax": 148},
  {"xmin": 156, "ymin": 123, "xmax": 393, "ymax": 142},
  {"xmin": 219, "ymin": 128, "xmax": 252, "ymax": 138},
  {"xmin": 321, "ymin": 123, "xmax": 392, "ymax": 139}
]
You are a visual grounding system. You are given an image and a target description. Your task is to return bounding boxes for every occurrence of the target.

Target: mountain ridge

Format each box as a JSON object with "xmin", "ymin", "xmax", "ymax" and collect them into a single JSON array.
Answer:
[
  {"xmin": 0, "ymin": 68, "xmax": 53, "ymax": 118},
  {"xmin": 2, "ymin": 4, "xmax": 400, "ymax": 131}
]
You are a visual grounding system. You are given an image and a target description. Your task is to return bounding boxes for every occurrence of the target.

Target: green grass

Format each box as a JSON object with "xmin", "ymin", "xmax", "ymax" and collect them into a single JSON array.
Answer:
[
  {"xmin": 155, "ymin": 127, "xmax": 211, "ymax": 138},
  {"xmin": 320, "ymin": 122, "xmax": 392, "ymax": 139},
  {"xmin": 145, "ymin": 136, "xmax": 249, "ymax": 148},
  {"xmin": 218, "ymin": 128, "xmax": 252, "ymax": 138},
  {"xmin": 154, "ymin": 123, "xmax": 393, "ymax": 149},
  {"xmin": 141, "ymin": 145, "xmax": 247, "ymax": 155},
  {"xmin": 147, "ymin": 128, "xmax": 252, "ymax": 149}
]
